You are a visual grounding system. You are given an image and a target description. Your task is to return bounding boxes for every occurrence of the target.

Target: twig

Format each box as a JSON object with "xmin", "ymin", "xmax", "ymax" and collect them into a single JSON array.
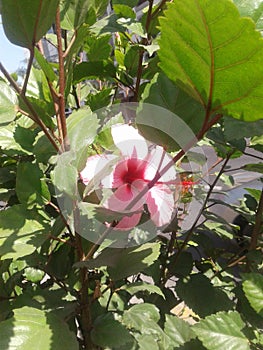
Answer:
[
  {"xmin": 22, "ymin": 49, "xmax": 34, "ymax": 94},
  {"xmin": 55, "ymin": 7, "xmax": 68, "ymax": 148},
  {"xmin": 249, "ymin": 187, "xmax": 263, "ymax": 250}
]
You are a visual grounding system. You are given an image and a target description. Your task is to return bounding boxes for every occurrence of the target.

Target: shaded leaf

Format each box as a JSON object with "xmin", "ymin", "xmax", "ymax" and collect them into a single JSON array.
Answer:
[
  {"xmin": 76, "ymin": 242, "xmax": 161, "ymax": 281},
  {"xmin": 159, "ymin": 0, "xmax": 263, "ymax": 121},
  {"xmin": 1, "ymin": 0, "xmax": 59, "ymax": 49},
  {"xmin": 242, "ymin": 163, "xmax": 263, "ymax": 174},
  {"xmin": 91, "ymin": 313, "xmax": 133, "ymax": 348},
  {"xmin": 123, "ymin": 303, "xmax": 160, "ymax": 331},
  {"xmin": 193, "ymin": 311, "xmax": 250, "ymax": 350},
  {"xmin": 140, "ymin": 73, "xmax": 205, "ymax": 137},
  {"xmin": 16, "ymin": 162, "xmax": 50, "ymax": 206},
  {"xmin": 224, "ymin": 116, "xmax": 263, "ymax": 140},
  {"xmin": 73, "ymin": 61, "xmax": 116, "ymax": 83}
]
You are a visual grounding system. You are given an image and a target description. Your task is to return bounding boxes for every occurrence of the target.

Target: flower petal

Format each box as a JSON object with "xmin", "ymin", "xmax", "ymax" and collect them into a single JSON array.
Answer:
[
  {"xmin": 111, "ymin": 124, "xmax": 148, "ymax": 159},
  {"xmin": 144, "ymin": 145, "xmax": 176, "ymax": 183},
  {"xmin": 146, "ymin": 184, "xmax": 175, "ymax": 227},
  {"xmin": 80, "ymin": 154, "xmax": 116, "ymax": 186},
  {"xmin": 103, "ymin": 180, "xmax": 147, "ymax": 229}
]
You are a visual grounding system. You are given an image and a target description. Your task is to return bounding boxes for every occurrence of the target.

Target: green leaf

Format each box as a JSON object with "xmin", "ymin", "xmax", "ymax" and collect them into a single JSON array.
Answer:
[
  {"xmin": 113, "ymin": 4, "xmax": 136, "ymax": 19},
  {"xmin": 73, "ymin": 61, "xmax": 116, "ymax": 83},
  {"xmin": 175, "ymin": 274, "xmax": 233, "ymax": 317},
  {"xmin": 224, "ymin": 116, "xmax": 263, "ymax": 140},
  {"xmin": 91, "ymin": 313, "xmax": 133, "ymax": 348},
  {"xmin": 164, "ymin": 314, "xmax": 194, "ymax": 348},
  {"xmin": 16, "ymin": 162, "xmax": 50, "ymax": 206},
  {"xmin": 123, "ymin": 303, "xmax": 160, "ymax": 331},
  {"xmin": 242, "ymin": 273, "xmax": 263, "ymax": 316},
  {"xmin": 0, "ymin": 307, "xmax": 78, "ymax": 350},
  {"xmin": 34, "ymin": 48, "xmax": 57, "ymax": 82},
  {"xmin": 76, "ymin": 242, "xmax": 161, "ymax": 281},
  {"xmin": 24, "ymin": 267, "xmax": 45, "ymax": 283},
  {"xmin": 0, "ymin": 205, "xmax": 49, "ymax": 260},
  {"xmin": 159, "ymin": 0, "xmax": 263, "ymax": 121},
  {"xmin": 85, "ymin": 35, "xmax": 112, "ymax": 62},
  {"xmin": 0, "ymin": 124, "xmax": 35, "ymax": 155},
  {"xmin": 140, "ymin": 73, "xmax": 205, "ymax": 137},
  {"xmin": 112, "ymin": 0, "xmax": 138, "ymax": 7},
  {"xmin": 66, "ymin": 106, "xmax": 99, "ymax": 150},
  {"xmin": 242, "ymin": 163, "xmax": 263, "ymax": 174},
  {"xmin": 1, "ymin": 0, "xmax": 59, "ymax": 49},
  {"xmin": 193, "ymin": 311, "xmax": 250, "ymax": 350},
  {"xmin": 120, "ymin": 282, "xmax": 165, "ymax": 298},
  {"xmin": 0, "ymin": 81, "xmax": 17, "ymax": 126}
]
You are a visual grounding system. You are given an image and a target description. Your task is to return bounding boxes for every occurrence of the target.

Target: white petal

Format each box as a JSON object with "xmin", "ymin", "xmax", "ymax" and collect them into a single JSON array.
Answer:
[
  {"xmin": 80, "ymin": 154, "xmax": 117, "ymax": 190},
  {"xmin": 111, "ymin": 124, "xmax": 148, "ymax": 159},
  {"xmin": 147, "ymin": 185, "xmax": 175, "ymax": 227},
  {"xmin": 144, "ymin": 145, "xmax": 176, "ymax": 183}
]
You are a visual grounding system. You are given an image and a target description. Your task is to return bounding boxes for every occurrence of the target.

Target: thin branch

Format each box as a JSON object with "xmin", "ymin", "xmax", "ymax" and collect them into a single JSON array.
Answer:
[
  {"xmin": 249, "ymin": 187, "xmax": 263, "ymax": 250},
  {"xmin": 22, "ymin": 49, "xmax": 34, "ymax": 94},
  {"xmin": 55, "ymin": 7, "xmax": 68, "ymax": 148}
]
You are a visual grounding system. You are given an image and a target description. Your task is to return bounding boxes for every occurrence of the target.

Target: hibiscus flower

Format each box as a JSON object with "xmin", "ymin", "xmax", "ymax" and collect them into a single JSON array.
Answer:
[{"xmin": 80, "ymin": 124, "xmax": 176, "ymax": 229}]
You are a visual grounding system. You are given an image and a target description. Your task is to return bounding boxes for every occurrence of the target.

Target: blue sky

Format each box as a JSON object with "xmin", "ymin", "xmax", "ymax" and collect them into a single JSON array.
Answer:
[{"xmin": 0, "ymin": 18, "xmax": 27, "ymax": 73}]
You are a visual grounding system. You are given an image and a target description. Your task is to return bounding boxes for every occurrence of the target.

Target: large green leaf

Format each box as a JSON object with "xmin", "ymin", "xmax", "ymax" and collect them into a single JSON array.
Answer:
[
  {"xmin": 242, "ymin": 273, "xmax": 263, "ymax": 316},
  {"xmin": 0, "ymin": 205, "xmax": 49, "ymax": 259},
  {"xmin": 122, "ymin": 303, "xmax": 160, "ymax": 331},
  {"xmin": 0, "ymin": 307, "xmax": 78, "ymax": 350},
  {"xmin": 164, "ymin": 315, "xmax": 194, "ymax": 348},
  {"xmin": 0, "ymin": 82, "xmax": 17, "ymax": 126},
  {"xmin": 16, "ymin": 162, "xmax": 50, "ymax": 206},
  {"xmin": 1, "ymin": 0, "xmax": 59, "ymax": 49},
  {"xmin": 159, "ymin": 0, "xmax": 263, "ymax": 121},
  {"xmin": 193, "ymin": 311, "xmax": 250, "ymax": 350}
]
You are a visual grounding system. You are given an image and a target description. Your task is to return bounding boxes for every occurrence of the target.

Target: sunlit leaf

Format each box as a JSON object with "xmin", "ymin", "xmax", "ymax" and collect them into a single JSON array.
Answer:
[
  {"xmin": 0, "ymin": 307, "xmax": 78, "ymax": 350},
  {"xmin": 242, "ymin": 273, "xmax": 263, "ymax": 316},
  {"xmin": 159, "ymin": 0, "xmax": 263, "ymax": 121},
  {"xmin": 0, "ymin": 205, "xmax": 49, "ymax": 259},
  {"xmin": 164, "ymin": 314, "xmax": 194, "ymax": 348},
  {"xmin": 0, "ymin": 81, "xmax": 17, "ymax": 126},
  {"xmin": 193, "ymin": 311, "xmax": 250, "ymax": 350}
]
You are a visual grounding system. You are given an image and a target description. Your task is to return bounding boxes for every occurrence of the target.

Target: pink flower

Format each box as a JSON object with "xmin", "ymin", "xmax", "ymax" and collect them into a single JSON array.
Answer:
[{"xmin": 80, "ymin": 124, "xmax": 176, "ymax": 229}]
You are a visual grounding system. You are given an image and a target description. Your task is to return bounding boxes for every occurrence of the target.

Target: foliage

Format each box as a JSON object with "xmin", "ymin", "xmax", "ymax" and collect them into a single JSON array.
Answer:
[{"xmin": 0, "ymin": 0, "xmax": 262, "ymax": 349}]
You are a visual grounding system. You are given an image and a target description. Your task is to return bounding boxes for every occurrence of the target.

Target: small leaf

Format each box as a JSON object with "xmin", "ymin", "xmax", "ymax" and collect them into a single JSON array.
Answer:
[
  {"xmin": 0, "ymin": 307, "xmax": 78, "ymax": 350},
  {"xmin": 193, "ymin": 311, "xmax": 250, "ymax": 350},
  {"xmin": 91, "ymin": 313, "xmax": 133, "ymax": 348},
  {"xmin": 120, "ymin": 282, "xmax": 165, "ymax": 298},
  {"xmin": 34, "ymin": 48, "xmax": 57, "ymax": 82},
  {"xmin": 0, "ymin": 81, "xmax": 17, "ymax": 126},
  {"xmin": 242, "ymin": 273, "xmax": 263, "ymax": 316},
  {"xmin": 242, "ymin": 163, "xmax": 263, "ymax": 174},
  {"xmin": 1, "ymin": 0, "xmax": 59, "ymax": 49},
  {"xmin": 24, "ymin": 267, "xmax": 45, "ymax": 283},
  {"xmin": 164, "ymin": 314, "xmax": 194, "ymax": 348},
  {"xmin": 159, "ymin": 0, "xmax": 263, "ymax": 121}
]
